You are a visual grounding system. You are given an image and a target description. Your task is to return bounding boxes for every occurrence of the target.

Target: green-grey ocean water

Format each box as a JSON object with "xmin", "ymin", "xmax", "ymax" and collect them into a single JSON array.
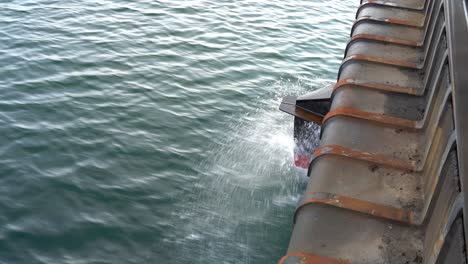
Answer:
[{"xmin": 0, "ymin": 1, "xmax": 355, "ymax": 263}]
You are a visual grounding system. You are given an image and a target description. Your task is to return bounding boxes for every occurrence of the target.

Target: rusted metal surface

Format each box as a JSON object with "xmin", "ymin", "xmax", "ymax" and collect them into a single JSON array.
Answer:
[
  {"xmin": 292, "ymin": 107, "xmax": 324, "ymax": 124},
  {"xmin": 351, "ymin": 0, "xmax": 443, "ymax": 49},
  {"xmin": 279, "ymin": 89, "xmax": 332, "ymax": 124},
  {"xmin": 311, "ymin": 144, "xmax": 416, "ymax": 171},
  {"xmin": 333, "ymin": 78, "xmax": 448, "ymax": 130},
  {"xmin": 337, "ymin": 55, "xmax": 420, "ymax": 84},
  {"xmin": 344, "ymin": 16, "xmax": 446, "ymax": 68},
  {"xmin": 333, "ymin": 79, "xmax": 420, "ymax": 95},
  {"xmin": 295, "ymin": 192, "xmax": 415, "ymax": 224},
  {"xmin": 278, "ymin": 252, "xmax": 350, "ymax": 264},
  {"xmin": 359, "ymin": 0, "xmax": 426, "ymax": 11},
  {"xmin": 342, "ymin": 54, "xmax": 419, "ymax": 69},
  {"xmin": 305, "ymin": 132, "xmax": 456, "ymax": 226},
  {"xmin": 437, "ymin": 218, "xmax": 466, "ymax": 264},
  {"xmin": 323, "ymin": 107, "xmax": 418, "ymax": 129},
  {"xmin": 345, "ymin": 42, "xmax": 422, "ymax": 66},
  {"xmin": 351, "ymin": 16, "xmax": 423, "ymax": 32},
  {"xmin": 433, "ymin": 195, "xmax": 464, "ymax": 262},
  {"xmin": 279, "ymin": 101, "xmax": 324, "ymax": 124},
  {"xmin": 356, "ymin": 3, "xmax": 427, "ymax": 21},
  {"xmin": 330, "ymin": 59, "xmax": 448, "ymax": 134},
  {"xmin": 319, "ymin": 98, "xmax": 453, "ymax": 172},
  {"xmin": 357, "ymin": 1, "xmax": 426, "ymax": 17},
  {"xmin": 446, "ymin": 0, "xmax": 468, "ymax": 256},
  {"xmin": 339, "ymin": 0, "xmax": 445, "ymax": 94},
  {"xmin": 348, "ymin": 33, "xmax": 420, "ymax": 47},
  {"xmin": 338, "ymin": 62, "xmax": 424, "ymax": 92},
  {"xmin": 278, "ymin": 0, "xmax": 467, "ymax": 262},
  {"xmin": 286, "ymin": 151, "xmax": 461, "ymax": 263},
  {"xmin": 329, "ymin": 55, "xmax": 449, "ymax": 126},
  {"xmin": 350, "ymin": 19, "xmax": 423, "ymax": 43}
]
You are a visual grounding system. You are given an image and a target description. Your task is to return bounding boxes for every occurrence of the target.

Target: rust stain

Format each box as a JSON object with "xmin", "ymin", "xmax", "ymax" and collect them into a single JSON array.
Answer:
[
  {"xmin": 312, "ymin": 144, "xmax": 416, "ymax": 171},
  {"xmin": 333, "ymin": 79, "xmax": 420, "ymax": 95},
  {"xmin": 362, "ymin": 0, "xmax": 398, "ymax": 4},
  {"xmin": 278, "ymin": 251, "xmax": 350, "ymax": 264},
  {"xmin": 427, "ymin": 234, "xmax": 446, "ymax": 264},
  {"xmin": 434, "ymin": 236, "xmax": 445, "ymax": 252},
  {"xmin": 353, "ymin": 16, "xmax": 422, "ymax": 28},
  {"xmin": 349, "ymin": 33, "xmax": 420, "ymax": 47},
  {"xmin": 294, "ymin": 107, "xmax": 324, "ymax": 125},
  {"xmin": 343, "ymin": 54, "xmax": 419, "ymax": 69},
  {"xmin": 359, "ymin": 0, "xmax": 424, "ymax": 10},
  {"xmin": 358, "ymin": 1, "xmax": 400, "ymax": 10},
  {"xmin": 297, "ymin": 192, "xmax": 415, "ymax": 224},
  {"xmin": 323, "ymin": 107, "xmax": 418, "ymax": 129}
]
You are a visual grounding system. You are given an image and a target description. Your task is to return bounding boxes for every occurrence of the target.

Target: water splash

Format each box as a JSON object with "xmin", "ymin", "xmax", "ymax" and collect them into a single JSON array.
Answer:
[{"xmin": 171, "ymin": 77, "xmax": 330, "ymax": 263}]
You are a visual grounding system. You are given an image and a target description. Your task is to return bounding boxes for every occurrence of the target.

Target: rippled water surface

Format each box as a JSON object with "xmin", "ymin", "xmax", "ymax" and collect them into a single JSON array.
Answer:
[{"xmin": 0, "ymin": 1, "xmax": 355, "ymax": 263}]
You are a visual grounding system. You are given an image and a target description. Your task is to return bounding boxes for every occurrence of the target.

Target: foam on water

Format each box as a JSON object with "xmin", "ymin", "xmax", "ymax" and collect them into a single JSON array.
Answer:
[{"xmin": 171, "ymin": 78, "xmax": 327, "ymax": 263}]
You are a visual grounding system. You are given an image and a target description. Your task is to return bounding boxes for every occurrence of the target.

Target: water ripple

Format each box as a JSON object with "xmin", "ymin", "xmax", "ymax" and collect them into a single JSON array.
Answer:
[{"xmin": 0, "ymin": 0, "xmax": 356, "ymax": 263}]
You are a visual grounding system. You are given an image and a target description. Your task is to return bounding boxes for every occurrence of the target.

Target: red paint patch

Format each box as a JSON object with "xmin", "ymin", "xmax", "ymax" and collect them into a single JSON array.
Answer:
[{"xmin": 294, "ymin": 154, "xmax": 311, "ymax": 169}]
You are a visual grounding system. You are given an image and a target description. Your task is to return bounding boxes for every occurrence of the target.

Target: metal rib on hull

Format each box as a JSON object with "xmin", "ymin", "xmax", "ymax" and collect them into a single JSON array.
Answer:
[{"xmin": 278, "ymin": 0, "xmax": 468, "ymax": 263}]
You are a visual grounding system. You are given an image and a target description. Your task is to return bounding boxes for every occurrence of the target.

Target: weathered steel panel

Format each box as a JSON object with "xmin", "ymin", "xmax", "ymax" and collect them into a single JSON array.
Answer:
[
  {"xmin": 446, "ymin": 0, "xmax": 468, "ymax": 257},
  {"xmin": 278, "ymin": 0, "xmax": 468, "ymax": 262}
]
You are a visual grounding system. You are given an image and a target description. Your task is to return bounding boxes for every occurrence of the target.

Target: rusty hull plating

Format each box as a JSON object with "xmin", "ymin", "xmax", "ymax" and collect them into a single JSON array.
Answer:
[{"xmin": 278, "ymin": 0, "xmax": 468, "ymax": 263}]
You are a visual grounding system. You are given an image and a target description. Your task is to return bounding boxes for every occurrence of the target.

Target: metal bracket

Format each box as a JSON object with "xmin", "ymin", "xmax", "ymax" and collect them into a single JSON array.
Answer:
[
  {"xmin": 279, "ymin": 86, "xmax": 332, "ymax": 124},
  {"xmin": 294, "ymin": 192, "xmax": 416, "ymax": 224}
]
